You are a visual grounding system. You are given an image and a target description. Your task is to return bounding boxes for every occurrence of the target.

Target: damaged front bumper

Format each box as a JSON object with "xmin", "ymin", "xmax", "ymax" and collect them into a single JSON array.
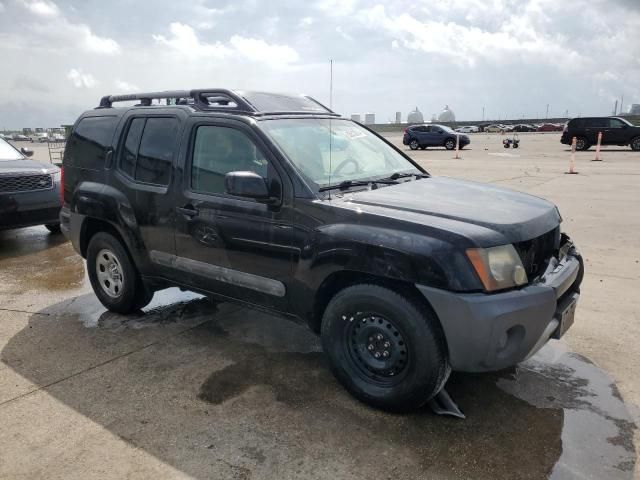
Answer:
[{"xmin": 416, "ymin": 242, "xmax": 584, "ymax": 372}]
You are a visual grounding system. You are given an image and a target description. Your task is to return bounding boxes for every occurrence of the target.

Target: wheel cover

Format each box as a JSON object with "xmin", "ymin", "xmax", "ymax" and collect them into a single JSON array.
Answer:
[
  {"xmin": 576, "ymin": 138, "xmax": 585, "ymax": 149},
  {"xmin": 410, "ymin": 140, "xmax": 418, "ymax": 149},
  {"xmin": 632, "ymin": 138, "xmax": 640, "ymax": 150},
  {"xmin": 95, "ymin": 248, "xmax": 125, "ymax": 298},
  {"xmin": 342, "ymin": 312, "xmax": 409, "ymax": 385},
  {"xmin": 446, "ymin": 140, "xmax": 454, "ymax": 149}
]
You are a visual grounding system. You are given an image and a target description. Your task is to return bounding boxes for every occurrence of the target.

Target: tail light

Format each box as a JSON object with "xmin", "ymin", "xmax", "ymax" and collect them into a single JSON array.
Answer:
[
  {"xmin": 563, "ymin": 123, "xmax": 568, "ymax": 133},
  {"xmin": 403, "ymin": 128, "xmax": 407, "ymax": 134}
]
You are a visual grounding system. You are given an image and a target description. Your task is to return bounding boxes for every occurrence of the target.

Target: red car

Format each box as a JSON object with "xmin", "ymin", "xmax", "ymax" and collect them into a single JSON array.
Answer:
[{"xmin": 537, "ymin": 123, "xmax": 563, "ymax": 132}]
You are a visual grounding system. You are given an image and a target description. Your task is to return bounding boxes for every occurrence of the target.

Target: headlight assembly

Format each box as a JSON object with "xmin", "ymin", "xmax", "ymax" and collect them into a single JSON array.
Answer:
[{"xmin": 466, "ymin": 244, "xmax": 528, "ymax": 291}]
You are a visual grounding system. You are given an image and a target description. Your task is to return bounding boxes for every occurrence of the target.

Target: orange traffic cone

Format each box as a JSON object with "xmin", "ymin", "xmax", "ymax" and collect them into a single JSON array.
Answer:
[{"xmin": 565, "ymin": 136, "xmax": 579, "ymax": 174}]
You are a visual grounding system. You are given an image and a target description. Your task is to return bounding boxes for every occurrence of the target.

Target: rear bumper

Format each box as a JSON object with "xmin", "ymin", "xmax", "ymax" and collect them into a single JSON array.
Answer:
[
  {"xmin": 60, "ymin": 206, "xmax": 84, "ymax": 255},
  {"xmin": 417, "ymin": 247, "xmax": 583, "ymax": 372},
  {"xmin": 0, "ymin": 187, "xmax": 61, "ymax": 230}
]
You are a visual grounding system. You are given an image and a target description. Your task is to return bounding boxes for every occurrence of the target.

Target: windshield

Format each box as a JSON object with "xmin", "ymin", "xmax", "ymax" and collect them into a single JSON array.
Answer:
[
  {"xmin": 0, "ymin": 138, "xmax": 24, "ymax": 161},
  {"xmin": 260, "ymin": 118, "xmax": 420, "ymax": 188}
]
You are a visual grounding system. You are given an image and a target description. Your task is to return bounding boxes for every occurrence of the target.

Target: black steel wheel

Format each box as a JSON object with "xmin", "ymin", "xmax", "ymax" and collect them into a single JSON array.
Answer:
[
  {"xmin": 321, "ymin": 284, "xmax": 450, "ymax": 411},
  {"xmin": 631, "ymin": 136, "xmax": 640, "ymax": 151}
]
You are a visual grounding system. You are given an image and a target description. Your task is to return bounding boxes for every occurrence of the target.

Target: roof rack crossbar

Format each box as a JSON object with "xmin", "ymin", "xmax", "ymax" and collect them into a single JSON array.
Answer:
[{"xmin": 98, "ymin": 89, "xmax": 257, "ymax": 112}]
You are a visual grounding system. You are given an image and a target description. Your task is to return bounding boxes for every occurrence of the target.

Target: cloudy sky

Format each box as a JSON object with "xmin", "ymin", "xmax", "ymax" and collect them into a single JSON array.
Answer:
[{"xmin": 0, "ymin": 0, "xmax": 638, "ymax": 128}]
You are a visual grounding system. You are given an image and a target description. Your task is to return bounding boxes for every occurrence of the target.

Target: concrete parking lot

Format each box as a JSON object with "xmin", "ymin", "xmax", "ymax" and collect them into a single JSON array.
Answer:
[{"xmin": 1, "ymin": 133, "xmax": 638, "ymax": 479}]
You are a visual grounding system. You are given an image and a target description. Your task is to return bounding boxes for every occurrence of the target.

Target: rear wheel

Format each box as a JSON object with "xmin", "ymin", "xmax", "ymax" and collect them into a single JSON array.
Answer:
[
  {"xmin": 444, "ymin": 138, "xmax": 455, "ymax": 150},
  {"xmin": 409, "ymin": 139, "xmax": 420, "ymax": 150},
  {"xmin": 575, "ymin": 137, "xmax": 590, "ymax": 151},
  {"xmin": 45, "ymin": 223, "xmax": 61, "ymax": 234},
  {"xmin": 87, "ymin": 232, "xmax": 153, "ymax": 313},
  {"xmin": 321, "ymin": 284, "xmax": 450, "ymax": 412},
  {"xmin": 631, "ymin": 136, "xmax": 640, "ymax": 151}
]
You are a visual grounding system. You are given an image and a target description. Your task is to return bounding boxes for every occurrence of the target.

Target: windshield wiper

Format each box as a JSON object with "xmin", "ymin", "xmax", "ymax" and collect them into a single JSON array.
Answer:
[
  {"xmin": 318, "ymin": 179, "xmax": 398, "ymax": 192},
  {"xmin": 384, "ymin": 172, "xmax": 430, "ymax": 181}
]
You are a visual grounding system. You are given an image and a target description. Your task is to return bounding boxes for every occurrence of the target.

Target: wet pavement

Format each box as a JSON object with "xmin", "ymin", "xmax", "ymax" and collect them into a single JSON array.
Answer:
[{"xmin": 0, "ymin": 226, "xmax": 637, "ymax": 479}]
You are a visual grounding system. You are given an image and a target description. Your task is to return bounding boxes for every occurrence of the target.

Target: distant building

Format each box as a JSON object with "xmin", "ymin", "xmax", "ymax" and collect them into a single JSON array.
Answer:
[
  {"xmin": 395, "ymin": 112, "xmax": 401, "ymax": 124},
  {"xmin": 350, "ymin": 113, "xmax": 361, "ymax": 122},
  {"xmin": 628, "ymin": 104, "xmax": 640, "ymax": 115},
  {"xmin": 438, "ymin": 105, "xmax": 455, "ymax": 122},
  {"xmin": 364, "ymin": 113, "xmax": 375, "ymax": 125},
  {"xmin": 407, "ymin": 107, "xmax": 424, "ymax": 124}
]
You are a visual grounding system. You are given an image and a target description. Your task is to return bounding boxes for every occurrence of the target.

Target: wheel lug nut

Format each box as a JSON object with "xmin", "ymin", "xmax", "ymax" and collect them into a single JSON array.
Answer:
[
  {"xmin": 367, "ymin": 344, "xmax": 374, "ymax": 351},
  {"xmin": 374, "ymin": 352, "xmax": 381, "ymax": 359},
  {"xmin": 382, "ymin": 351, "xmax": 389, "ymax": 358},
  {"xmin": 376, "ymin": 334, "xmax": 383, "ymax": 341},
  {"xmin": 368, "ymin": 336, "xmax": 374, "ymax": 342},
  {"xmin": 383, "ymin": 341, "xmax": 390, "ymax": 348}
]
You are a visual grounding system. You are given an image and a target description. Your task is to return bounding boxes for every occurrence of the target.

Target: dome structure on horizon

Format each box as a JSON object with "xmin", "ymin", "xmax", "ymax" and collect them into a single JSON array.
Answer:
[
  {"xmin": 407, "ymin": 107, "xmax": 424, "ymax": 124},
  {"xmin": 438, "ymin": 105, "xmax": 455, "ymax": 122}
]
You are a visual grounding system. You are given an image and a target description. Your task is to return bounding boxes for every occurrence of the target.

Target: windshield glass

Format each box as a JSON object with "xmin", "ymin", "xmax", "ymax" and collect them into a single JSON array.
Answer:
[
  {"xmin": 260, "ymin": 118, "xmax": 420, "ymax": 188},
  {"xmin": 0, "ymin": 138, "xmax": 24, "ymax": 161}
]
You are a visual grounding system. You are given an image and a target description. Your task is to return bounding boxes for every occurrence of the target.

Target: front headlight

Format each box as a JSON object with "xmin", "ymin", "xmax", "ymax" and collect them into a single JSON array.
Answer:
[{"xmin": 466, "ymin": 244, "xmax": 528, "ymax": 291}]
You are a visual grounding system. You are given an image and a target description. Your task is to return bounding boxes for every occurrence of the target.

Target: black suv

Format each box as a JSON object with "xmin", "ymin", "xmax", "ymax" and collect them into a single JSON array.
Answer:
[
  {"xmin": 561, "ymin": 116, "xmax": 640, "ymax": 151},
  {"xmin": 61, "ymin": 89, "xmax": 583, "ymax": 411}
]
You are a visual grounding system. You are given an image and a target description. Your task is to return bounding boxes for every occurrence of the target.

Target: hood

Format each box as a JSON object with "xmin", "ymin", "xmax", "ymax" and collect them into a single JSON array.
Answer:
[
  {"xmin": 343, "ymin": 176, "xmax": 560, "ymax": 244},
  {"xmin": 0, "ymin": 159, "xmax": 59, "ymax": 175}
]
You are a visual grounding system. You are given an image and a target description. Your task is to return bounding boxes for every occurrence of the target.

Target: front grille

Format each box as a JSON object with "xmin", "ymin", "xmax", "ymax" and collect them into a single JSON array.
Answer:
[
  {"xmin": 514, "ymin": 227, "xmax": 560, "ymax": 280},
  {"xmin": 0, "ymin": 174, "xmax": 53, "ymax": 193}
]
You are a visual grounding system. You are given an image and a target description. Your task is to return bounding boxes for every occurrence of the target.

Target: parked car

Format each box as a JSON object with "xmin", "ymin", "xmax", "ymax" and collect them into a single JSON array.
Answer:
[
  {"xmin": 561, "ymin": 116, "xmax": 640, "ymax": 151},
  {"xmin": 12, "ymin": 134, "xmax": 31, "ymax": 142},
  {"xmin": 48, "ymin": 133, "xmax": 66, "ymax": 142},
  {"xmin": 403, "ymin": 124, "xmax": 470, "ymax": 150},
  {"xmin": 455, "ymin": 126, "xmax": 479, "ymax": 133},
  {"xmin": 0, "ymin": 136, "xmax": 62, "ymax": 232},
  {"xmin": 62, "ymin": 88, "xmax": 583, "ymax": 412},
  {"xmin": 512, "ymin": 124, "xmax": 536, "ymax": 132},
  {"xmin": 484, "ymin": 124, "xmax": 503, "ymax": 133},
  {"xmin": 34, "ymin": 133, "xmax": 49, "ymax": 143},
  {"xmin": 537, "ymin": 123, "xmax": 561, "ymax": 132}
]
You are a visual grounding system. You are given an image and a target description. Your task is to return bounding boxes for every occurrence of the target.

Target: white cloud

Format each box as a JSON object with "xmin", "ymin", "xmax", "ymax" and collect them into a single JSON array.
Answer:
[
  {"xmin": 299, "ymin": 16, "xmax": 314, "ymax": 27},
  {"xmin": 22, "ymin": 0, "xmax": 59, "ymax": 17},
  {"xmin": 316, "ymin": 0, "xmax": 358, "ymax": 17},
  {"xmin": 80, "ymin": 26, "xmax": 120, "ymax": 54},
  {"xmin": 153, "ymin": 23, "xmax": 299, "ymax": 65},
  {"xmin": 229, "ymin": 35, "xmax": 299, "ymax": 65},
  {"xmin": 67, "ymin": 68, "xmax": 97, "ymax": 88},
  {"xmin": 152, "ymin": 23, "xmax": 231, "ymax": 58},
  {"xmin": 0, "ymin": 3, "xmax": 5, "ymax": 13},
  {"xmin": 115, "ymin": 80, "xmax": 139, "ymax": 92}
]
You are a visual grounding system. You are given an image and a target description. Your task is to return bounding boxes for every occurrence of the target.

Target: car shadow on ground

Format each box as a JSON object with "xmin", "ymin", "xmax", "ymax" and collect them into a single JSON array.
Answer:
[{"xmin": 1, "ymin": 292, "xmax": 636, "ymax": 479}]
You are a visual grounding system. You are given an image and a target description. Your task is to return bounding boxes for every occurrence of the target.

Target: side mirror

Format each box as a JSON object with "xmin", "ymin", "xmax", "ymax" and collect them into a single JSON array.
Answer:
[
  {"xmin": 20, "ymin": 147, "xmax": 33, "ymax": 157},
  {"xmin": 225, "ymin": 171, "xmax": 273, "ymax": 202}
]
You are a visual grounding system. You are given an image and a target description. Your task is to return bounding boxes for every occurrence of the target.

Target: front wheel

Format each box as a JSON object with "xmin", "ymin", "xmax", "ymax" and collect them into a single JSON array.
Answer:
[
  {"xmin": 45, "ymin": 223, "xmax": 61, "ymax": 234},
  {"xmin": 631, "ymin": 136, "xmax": 640, "ymax": 151},
  {"xmin": 575, "ymin": 137, "xmax": 590, "ymax": 151},
  {"xmin": 409, "ymin": 139, "xmax": 420, "ymax": 150},
  {"xmin": 321, "ymin": 284, "xmax": 450, "ymax": 412},
  {"xmin": 87, "ymin": 232, "xmax": 153, "ymax": 313},
  {"xmin": 444, "ymin": 138, "xmax": 456, "ymax": 150}
]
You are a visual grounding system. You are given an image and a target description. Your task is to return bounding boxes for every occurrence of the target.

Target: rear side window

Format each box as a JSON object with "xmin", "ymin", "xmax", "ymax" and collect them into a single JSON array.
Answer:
[
  {"xmin": 65, "ymin": 116, "xmax": 118, "ymax": 169},
  {"xmin": 119, "ymin": 117, "xmax": 179, "ymax": 186},
  {"xmin": 585, "ymin": 118, "xmax": 608, "ymax": 128},
  {"xmin": 570, "ymin": 118, "xmax": 585, "ymax": 128}
]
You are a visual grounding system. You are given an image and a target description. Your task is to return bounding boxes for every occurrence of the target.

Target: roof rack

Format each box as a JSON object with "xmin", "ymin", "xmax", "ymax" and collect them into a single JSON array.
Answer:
[{"xmin": 97, "ymin": 89, "xmax": 339, "ymax": 116}]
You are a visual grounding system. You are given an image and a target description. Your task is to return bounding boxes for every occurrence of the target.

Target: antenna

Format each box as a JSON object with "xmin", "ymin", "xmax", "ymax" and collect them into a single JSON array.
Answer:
[{"xmin": 327, "ymin": 59, "xmax": 333, "ymax": 199}]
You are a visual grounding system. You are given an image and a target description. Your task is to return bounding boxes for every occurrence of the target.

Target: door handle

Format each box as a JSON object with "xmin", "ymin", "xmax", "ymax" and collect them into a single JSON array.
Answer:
[{"xmin": 176, "ymin": 205, "xmax": 199, "ymax": 217}]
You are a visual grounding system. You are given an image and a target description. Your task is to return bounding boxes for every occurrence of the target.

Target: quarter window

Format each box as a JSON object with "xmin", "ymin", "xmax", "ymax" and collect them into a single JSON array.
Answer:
[
  {"xmin": 191, "ymin": 125, "xmax": 269, "ymax": 195},
  {"xmin": 608, "ymin": 119, "xmax": 626, "ymax": 128},
  {"xmin": 119, "ymin": 117, "xmax": 178, "ymax": 186}
]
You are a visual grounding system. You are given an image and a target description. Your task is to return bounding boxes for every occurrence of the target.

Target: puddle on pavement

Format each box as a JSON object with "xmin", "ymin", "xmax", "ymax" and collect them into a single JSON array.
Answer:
[
  {"xmin": 0, "ymin": 227, "xmax": 86, "ymax": 293},
  {"xmin": 1, "ymin": 290, "xmax": 636, "ymax": 479}
]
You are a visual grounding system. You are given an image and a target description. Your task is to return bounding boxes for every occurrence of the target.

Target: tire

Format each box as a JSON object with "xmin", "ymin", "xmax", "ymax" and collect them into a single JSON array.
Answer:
[
  {"xmin": 321, "ymin": 284, "xmax": 450, "ymax": 412},
  {"xmin": 503, "ymin": 143, "xmax": 510, "ymax": 148},
  {"xmin": 419, "ymin": 146, "xmax": 426, "ymax": 150},
  {"xmin": 631, "ymin": 136, "xmax": 640, "ymax": 151},
  {"xmin": 409, "ymin": 139, "xmax": 420, "ymax": 150},
  {"xmin": 575, "ymin": 137, "xmax": 590, "ymax": 151},
  {"xmin": 444, "ymin": 138, "xmax": 455, "ymax": 150},
  {"xmin": 45, "ymin": 223, "xmax": 61, "ymax": 234},
  {"xmin": 87, "ymin": 232, "xmax": 153, "ymax": 313}
]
